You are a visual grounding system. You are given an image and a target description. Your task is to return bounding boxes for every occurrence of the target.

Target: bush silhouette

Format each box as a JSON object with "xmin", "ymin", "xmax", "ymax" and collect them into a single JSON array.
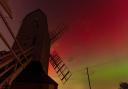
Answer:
[{"xmin": 120, "ymin": 82, "xmax": 128, "ymax": 89}]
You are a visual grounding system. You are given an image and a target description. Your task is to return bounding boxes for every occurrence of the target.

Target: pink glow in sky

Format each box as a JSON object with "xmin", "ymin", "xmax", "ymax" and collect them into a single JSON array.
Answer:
[
  {"xmin": 46, "ymin": 0, "xmax": 128, "ymax": 89},
  {"xmin": 1, "ymin": 0, "xmax": 128, "ymax": 89}
]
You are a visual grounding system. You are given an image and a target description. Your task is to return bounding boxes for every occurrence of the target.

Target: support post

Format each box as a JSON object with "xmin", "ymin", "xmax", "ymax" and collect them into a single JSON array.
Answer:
[{"xmin": 86, "ymin": 67, "xmax": 92, "ymax": 89}]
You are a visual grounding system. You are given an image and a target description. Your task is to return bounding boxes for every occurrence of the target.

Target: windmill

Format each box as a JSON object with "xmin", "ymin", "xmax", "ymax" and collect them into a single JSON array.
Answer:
[
  {"xmin": 0, "ymin": 9, "xmax": 72, "ymax": 89},
  {"xmin": 12, "ymin": 10, "xmax": 72, "ymax": 84}
]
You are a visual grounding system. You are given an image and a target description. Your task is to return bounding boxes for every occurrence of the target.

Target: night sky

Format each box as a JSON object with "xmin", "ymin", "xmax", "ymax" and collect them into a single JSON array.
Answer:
[
  {"xmin": 43, "ymin": 0, "xmax": 128, "ymax": 89},
  {"xmin": 1, "ymin": 0, "xmax": 128, "ymax": 89}
]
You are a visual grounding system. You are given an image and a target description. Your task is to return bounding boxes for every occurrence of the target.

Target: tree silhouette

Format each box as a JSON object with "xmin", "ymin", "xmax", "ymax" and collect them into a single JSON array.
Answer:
[{"xmin": 119, "ymin": 82, "xmax": 128, "ymax": 89}]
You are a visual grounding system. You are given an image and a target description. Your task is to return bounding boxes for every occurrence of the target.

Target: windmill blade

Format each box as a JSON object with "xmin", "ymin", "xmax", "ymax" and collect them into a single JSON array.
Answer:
[
  {"xmin": 50, "ymin": 23, "xmax": 67, "ymax": 44},
  {"xmin": 49, "ymin": 51, "xmax": 72, "ymax": 84},
  {"xmin": 0, "ymin": 0, "xmax": 13, "ymax": 19}
]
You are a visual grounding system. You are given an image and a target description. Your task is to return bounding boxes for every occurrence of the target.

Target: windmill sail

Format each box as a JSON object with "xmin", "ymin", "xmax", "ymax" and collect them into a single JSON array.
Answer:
[
  {"xmin": 50, "ymin": 23, "xmax": 66, "ymax": 44},
  {"xmin": 0, "ymin": 0, "xmax": 12, "ymax": 18},
  {"xmin": 0, "ymin": 47, "xmax": 32, "ymax": 89},
  {"xmin": 50, "ymin": 52, "xmax": 72, "ymax": 84}
]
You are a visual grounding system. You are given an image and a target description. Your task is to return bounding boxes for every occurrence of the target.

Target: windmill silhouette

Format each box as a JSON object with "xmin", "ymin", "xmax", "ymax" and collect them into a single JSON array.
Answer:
[{"xmin": 0, "ymin": 9, "xmax": 72, "ymax": 89}]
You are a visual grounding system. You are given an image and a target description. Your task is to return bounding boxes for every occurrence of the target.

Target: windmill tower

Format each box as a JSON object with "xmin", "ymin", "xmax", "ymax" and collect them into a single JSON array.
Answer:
[{"xmin": 0, "ymin": 9, "xmax": 72, "ymax": 89}]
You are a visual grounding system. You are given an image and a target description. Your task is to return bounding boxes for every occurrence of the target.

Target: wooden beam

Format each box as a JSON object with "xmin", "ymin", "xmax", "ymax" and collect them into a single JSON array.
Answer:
[{"xmin": 0, "ymin": 0, "xmax": 12, "ymax": 19}]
